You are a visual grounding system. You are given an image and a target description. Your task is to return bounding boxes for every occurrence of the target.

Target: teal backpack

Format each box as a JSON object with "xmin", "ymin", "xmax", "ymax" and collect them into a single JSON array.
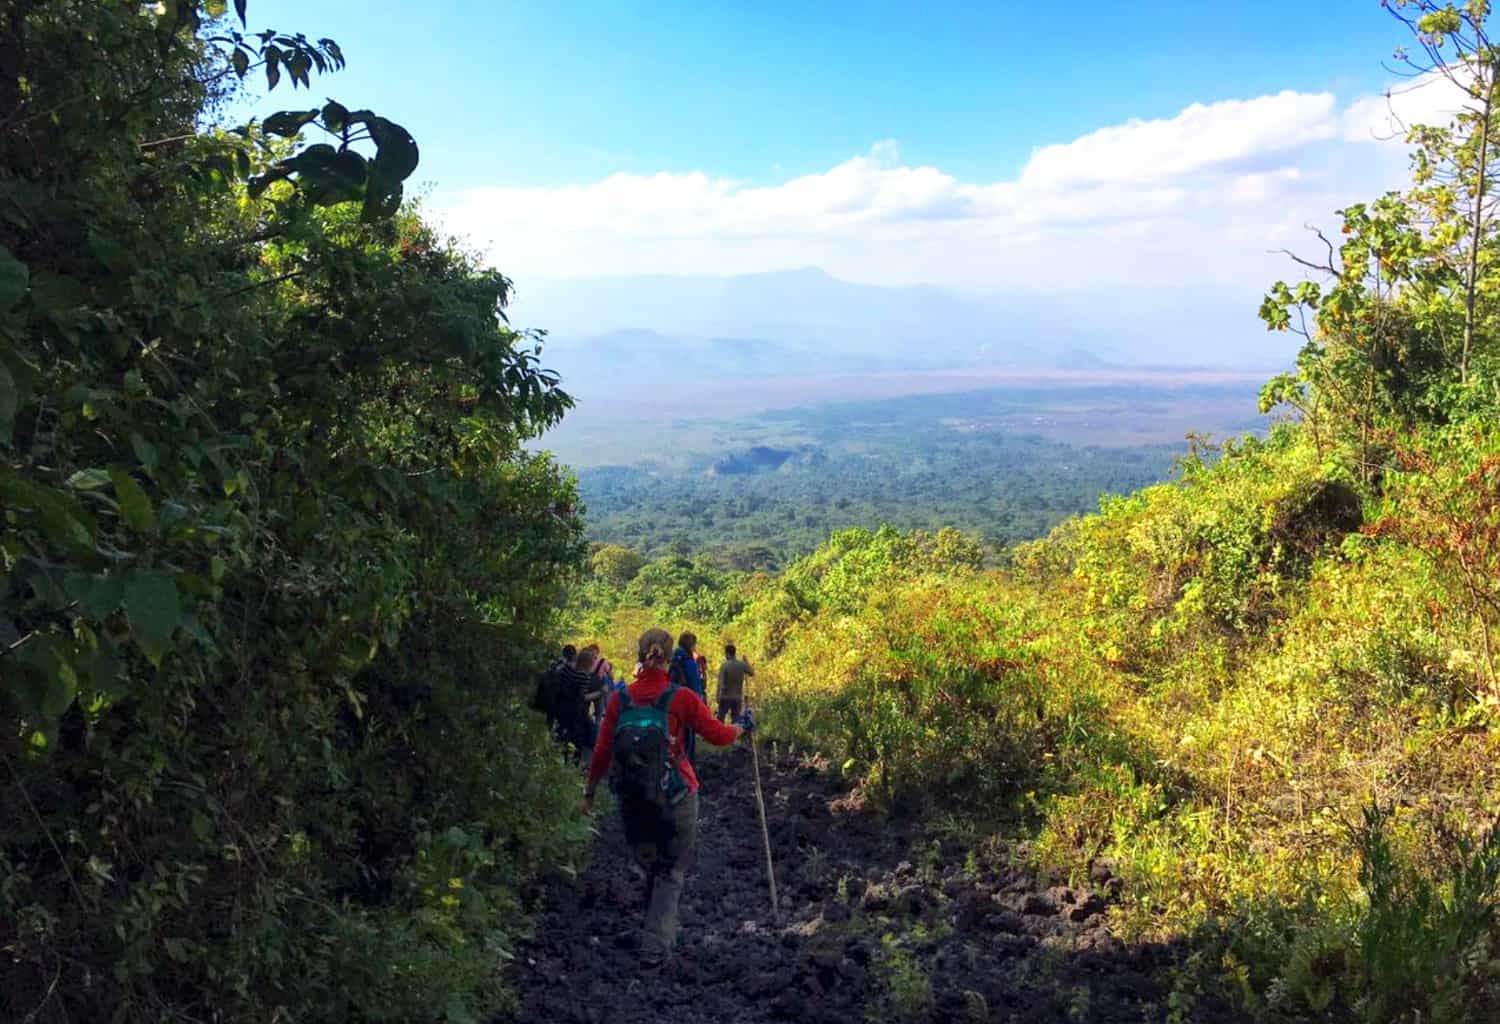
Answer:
[{"xmin": 609, "ymin": 685, "xmax": 687, "ymax": 809}]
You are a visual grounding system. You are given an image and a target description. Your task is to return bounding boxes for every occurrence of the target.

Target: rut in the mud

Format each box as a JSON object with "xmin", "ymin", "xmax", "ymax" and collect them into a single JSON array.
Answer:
[{"xmin": 503, "ymin": 747, "xmax": 1246, "ymax": 1024}]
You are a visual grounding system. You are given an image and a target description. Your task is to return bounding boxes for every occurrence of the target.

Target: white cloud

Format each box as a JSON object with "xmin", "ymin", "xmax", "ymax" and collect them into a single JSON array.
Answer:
[
  {"xmin": 1342, "ymin": 71, "xmax": 1474, "ymax": 142},
  {"xmin": 1230, "ymin": 167, "xmax": 1303, "ymax": 203},
  {"xmin": 1020, "ymin": 91, "xmax": 1339, "ymax": 188},
  {"xmin": 431, "ymin": 79, "xmax": 1450, "ymax": 294}
]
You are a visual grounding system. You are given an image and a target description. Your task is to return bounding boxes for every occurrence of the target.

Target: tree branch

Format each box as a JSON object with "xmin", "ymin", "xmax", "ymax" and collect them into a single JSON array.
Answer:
[
  {"xmin": 1271, "ymin": 248, "xmax": 1337, "ymax": 275},
  {"xmin": 216, "ymin": 268, "xmax": 305, "ymax": 300}
]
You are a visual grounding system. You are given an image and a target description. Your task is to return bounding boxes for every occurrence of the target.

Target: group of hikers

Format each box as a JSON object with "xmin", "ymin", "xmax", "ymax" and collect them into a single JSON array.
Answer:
[
  {"xmin": 531, "ymin": 629, "xmax": 759, "ymax": 969},
  {"xmin": 531, "ymin": 641, "xmax": 617, "ymax": 759},
  {"xmin": 532, "ymin": 632, "xmax": 756, "ymax": 762}
]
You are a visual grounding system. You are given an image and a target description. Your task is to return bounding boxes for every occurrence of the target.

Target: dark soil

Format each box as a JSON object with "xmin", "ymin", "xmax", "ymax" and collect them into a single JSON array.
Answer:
[{"xmin": 502, "ymin": 746, "xmax": 1246, "ymax": 1024}]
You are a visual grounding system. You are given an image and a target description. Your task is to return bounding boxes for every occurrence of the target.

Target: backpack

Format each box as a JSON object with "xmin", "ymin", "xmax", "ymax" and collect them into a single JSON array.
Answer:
[
  {"xmin": 669, "ymin": 649, "xmax": 696, "ymax": 693},
  {"xmin": 531, "ymin": 659, "xmax": 563, "ymax": 715},
  {"xmin": 549, "ymin": 666, "xmax": 588, "ymax": 728},
  {"xmin": 609, "ymin": 685, "xmax": 687, "ymax": 809}
]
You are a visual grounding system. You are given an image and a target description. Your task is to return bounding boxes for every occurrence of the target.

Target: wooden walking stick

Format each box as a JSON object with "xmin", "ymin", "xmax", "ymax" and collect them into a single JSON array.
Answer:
[{"xmin": 746, "ymin": 684, "xmax": 780, "ymax": 921}]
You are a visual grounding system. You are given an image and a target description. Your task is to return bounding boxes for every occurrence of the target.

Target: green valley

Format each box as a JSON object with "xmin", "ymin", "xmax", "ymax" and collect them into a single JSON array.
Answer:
[{"xmin": 570, "ymin": 380, "xmax": 1266, "ymax": 568}]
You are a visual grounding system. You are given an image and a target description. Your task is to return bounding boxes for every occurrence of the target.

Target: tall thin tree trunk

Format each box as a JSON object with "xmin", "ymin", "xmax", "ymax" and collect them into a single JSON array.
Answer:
[{"xmin": 1462, "ymin": 70, "xmax": 1494, "ymax": 385}]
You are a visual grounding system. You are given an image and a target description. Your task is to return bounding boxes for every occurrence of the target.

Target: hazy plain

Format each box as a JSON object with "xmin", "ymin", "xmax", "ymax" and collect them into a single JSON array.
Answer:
[{"xmin": 539, "ymin": 367, "xmax": 1269, "ymax": 468}]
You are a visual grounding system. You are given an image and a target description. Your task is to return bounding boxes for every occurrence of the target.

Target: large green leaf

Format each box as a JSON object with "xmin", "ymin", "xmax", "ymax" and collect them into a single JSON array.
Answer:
[
  {"xmin": 362, "ymin": 116, "xmax": 419, "ymax": 221},
  {"xmin": 366, "ymin": 116, "xmax": 419, "ymax": 182},
  {"xmin": 66, "ymin": 572, "xmax": 125, "ymax": 619},
  {"xmin": 361, "ymin": 180, "xmax": 403, "ymax": 222},
  {"xmin": 321, "ymin": 100, "xmax": 350, "ymax": 134},
  {"xmin": 13, "ymin": 635, "xmax": 78, "ymax": 727},
  {"xmin": 284, "ymin": 144, "xmax": 366, "ymax": 205},
  {"xmin": 124, "ymin": 570, "xmax": 182, "ymax": 664},
  {"xmin": 66, "ymin": 467, "xmax": 112, "ymax": 490},
  {"xmin": 109, "ymin": 467, "xmax": 157, "ymax": 535},
  {"xmin": 288, "ymin": 52, "xmax": 312, "ymax": 89},
  {"xmin": 76, "ymin": 636, "xmax": 124, "ymax": 698},
  {"xmin": 130, "ymin": 432, "xmax": 160, "ymax": 473},
  {"xmin": 0, "ymin": 471, "xmax": 95, "ymax": 552},
  {"xmin": 263, "ymin": 108, "xmax": 320, "ymax": 138}
]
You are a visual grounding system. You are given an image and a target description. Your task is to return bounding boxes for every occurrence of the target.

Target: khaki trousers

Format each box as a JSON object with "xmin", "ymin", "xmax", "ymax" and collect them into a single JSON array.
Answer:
[{"xmin": 623, "ymin": 790, "xmax": 698, "ymax": 961}]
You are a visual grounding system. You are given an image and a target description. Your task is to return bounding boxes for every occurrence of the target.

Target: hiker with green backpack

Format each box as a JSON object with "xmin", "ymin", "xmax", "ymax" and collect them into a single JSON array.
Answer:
[{"xmin": 581, "ymin": 627, "xmax": 755, "ymax": 969}]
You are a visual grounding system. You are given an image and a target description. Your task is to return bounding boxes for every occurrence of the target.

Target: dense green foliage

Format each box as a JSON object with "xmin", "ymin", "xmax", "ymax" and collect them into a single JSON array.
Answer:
[
  {"xmin": 1, "ymin": 3, "xmax": 585, "ymax": 1021},
  {"xmin": 576, "ymin": 389, "xmax": 1220, "ymax": 569},
  {"xmin": 685, "ymin": 415, "xmax": 1500, "ymax": 1021},
  {"xmin": 576, "ymin": 5, "xmax": 1500, "ymax": 1019}
]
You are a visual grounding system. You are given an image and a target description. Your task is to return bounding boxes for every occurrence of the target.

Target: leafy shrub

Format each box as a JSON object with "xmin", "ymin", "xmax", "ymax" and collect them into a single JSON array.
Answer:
[
  {"xmin": 590, "ymin": 543, "xmax": 646, "ymax": 587},
  {"xmin": 870, "ymin": 932, "xmax": 933, "ymax": 1023},
  {"xmin": 725, "ymin": 427, "xmax": 1500, "ymax": 1018},
  {"xmin": 0, "ymin": 4, "xmax": 585, "ymax": 1021},
  {"xmin": 1352, "ymin": 805, "xmax": 1500, "ymax": 1023}
]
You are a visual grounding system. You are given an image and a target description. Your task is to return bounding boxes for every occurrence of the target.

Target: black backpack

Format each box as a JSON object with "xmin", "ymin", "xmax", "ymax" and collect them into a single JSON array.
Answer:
[
  {"xmin": 609, "ymin": 685, "xmax": 687, "ymax": 809},
  {"xmin": 531, "ymin": 659, "xmax": 562, "ymax": 714},
  {"xmin": 668, "ymin": 651, "xmax": 691, "ymax": 690}
]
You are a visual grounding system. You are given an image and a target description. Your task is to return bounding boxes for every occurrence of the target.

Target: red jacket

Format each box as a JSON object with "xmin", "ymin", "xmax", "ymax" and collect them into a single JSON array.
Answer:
[{"xmin": 586, "ymin": 666, "xmax": 741, "ymax": 793}]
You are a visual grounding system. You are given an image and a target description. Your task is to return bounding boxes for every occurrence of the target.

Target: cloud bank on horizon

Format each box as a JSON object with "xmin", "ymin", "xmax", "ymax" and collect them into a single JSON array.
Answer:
[{"xmin": 433, "ymin": 74, "xmax": 1467, "ymax": 298}]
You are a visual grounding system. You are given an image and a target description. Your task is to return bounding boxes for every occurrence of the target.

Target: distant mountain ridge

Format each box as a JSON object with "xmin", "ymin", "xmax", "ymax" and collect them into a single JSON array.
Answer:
[
  {"xmin": 512, "ymin": 267, "xmax": 1288, "ymax": 395},
  {"xmin": 537, "ymin": 327, "xmax": 918, "ymax": 391}
]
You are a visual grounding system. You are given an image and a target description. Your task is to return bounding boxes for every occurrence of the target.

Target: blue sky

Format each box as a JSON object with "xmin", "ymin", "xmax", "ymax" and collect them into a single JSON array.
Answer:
[
  {"xmin": 245, "ymin": 0, "xmax": 1402, "ymax": 190},
  {"xmin": 235, "ymin": 0, "xmax": 1463, "ymax": 363}
]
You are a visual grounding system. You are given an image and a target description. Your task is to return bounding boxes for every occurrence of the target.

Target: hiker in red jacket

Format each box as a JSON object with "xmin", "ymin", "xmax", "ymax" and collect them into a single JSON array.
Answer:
[{"xmin": 582, "ymin": 627, "xmax": 754, "ymax": 968}]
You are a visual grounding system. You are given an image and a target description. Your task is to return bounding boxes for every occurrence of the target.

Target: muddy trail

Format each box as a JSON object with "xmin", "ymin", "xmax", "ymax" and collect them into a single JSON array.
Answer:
[{"xmin": 502, "ymin": 747, "xmax": 1245, "ymax": 1024}]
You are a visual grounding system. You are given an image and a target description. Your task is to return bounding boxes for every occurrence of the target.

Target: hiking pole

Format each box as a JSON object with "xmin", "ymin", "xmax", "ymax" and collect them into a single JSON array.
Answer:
[{"xmin": 747, "ymin": 700, "xmax": 780, "ymax": 922}]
